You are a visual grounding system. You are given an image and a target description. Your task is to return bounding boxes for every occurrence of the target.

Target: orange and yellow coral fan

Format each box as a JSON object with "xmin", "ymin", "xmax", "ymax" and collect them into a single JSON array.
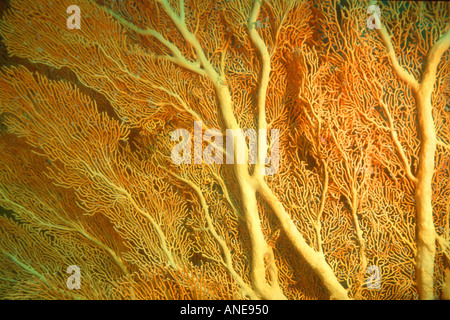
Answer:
[{"xmin": 0, "ymin": 0, "xmax": 449, "ymax": 300}]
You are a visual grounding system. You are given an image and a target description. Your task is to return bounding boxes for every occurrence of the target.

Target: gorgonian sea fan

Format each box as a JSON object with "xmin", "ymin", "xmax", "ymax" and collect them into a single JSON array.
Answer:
[{"xmin": 0, "ymin": 0, "xmax": 448, "ymax": 300}]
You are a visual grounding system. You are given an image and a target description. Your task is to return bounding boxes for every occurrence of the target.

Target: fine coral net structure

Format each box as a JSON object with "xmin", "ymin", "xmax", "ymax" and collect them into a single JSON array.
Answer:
[{"xmin": 0, "ymin": 0, "xmax": 448, "ymax": 300}]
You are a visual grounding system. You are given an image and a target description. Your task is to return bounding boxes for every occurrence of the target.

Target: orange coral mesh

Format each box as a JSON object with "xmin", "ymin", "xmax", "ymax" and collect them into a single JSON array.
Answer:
[{"xmin": 0, "ymin": 0, "xmax": 448, "ymax": 300}]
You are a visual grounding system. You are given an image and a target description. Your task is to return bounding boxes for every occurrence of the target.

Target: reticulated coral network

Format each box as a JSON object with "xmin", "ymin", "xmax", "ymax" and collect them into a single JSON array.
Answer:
[{"xmin": 0, "ymin": 0, "xmax": 448, "ymax": 300}]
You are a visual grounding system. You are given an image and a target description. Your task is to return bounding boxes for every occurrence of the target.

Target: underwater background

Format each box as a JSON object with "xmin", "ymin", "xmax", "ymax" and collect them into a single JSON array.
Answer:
[{"xmin": 0, "ymin": 0, "xmax": 448, "ymax": 300}]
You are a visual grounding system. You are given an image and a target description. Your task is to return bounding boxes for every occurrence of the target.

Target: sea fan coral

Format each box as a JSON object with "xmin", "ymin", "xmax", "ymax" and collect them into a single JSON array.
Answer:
[{"xmin": 0, "ymin": 0, "xmax": 448, "ymax": 300}]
